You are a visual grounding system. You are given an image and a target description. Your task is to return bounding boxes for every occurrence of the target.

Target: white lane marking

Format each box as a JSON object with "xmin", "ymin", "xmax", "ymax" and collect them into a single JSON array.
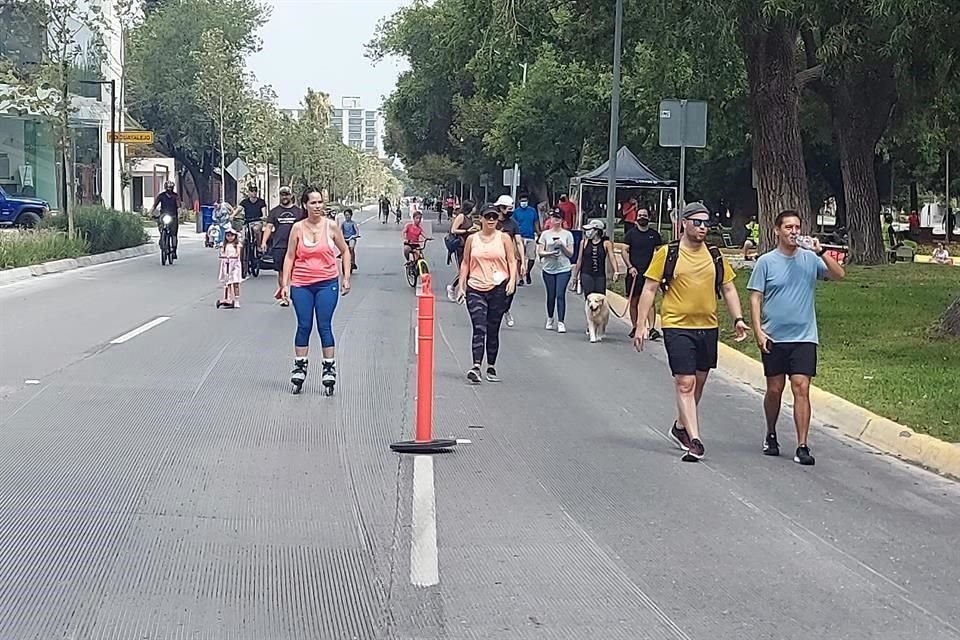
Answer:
[
  {"xmin": 410, "ymin": 455, "xmax": 439, "ymax": 587},
  {"xmin": 24, "ymin": 379, "xmax": 40, "ymax": 385},
  {"xmin": 360, "ymin": 213, "xmax": 378, "ymax": 225},
  {"xmin": 455, "ymin": 438, "xmax": 472, "ymax": 445},
  {"xmin": 110, "ymin": 316, "xmax": 171, "ymax": 344}
]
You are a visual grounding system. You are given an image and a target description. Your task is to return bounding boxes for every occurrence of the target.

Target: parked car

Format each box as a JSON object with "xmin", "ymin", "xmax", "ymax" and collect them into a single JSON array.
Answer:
[{"xmin": 0, "ymin": 186, "xmax": 50, "ymax": 228}]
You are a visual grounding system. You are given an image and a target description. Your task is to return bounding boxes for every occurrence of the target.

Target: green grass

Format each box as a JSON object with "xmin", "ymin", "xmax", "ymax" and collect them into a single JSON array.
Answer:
[
  {"xmin": 0, "ymin": 229, "xmax": 89, "ymax": 269},
  {"xmin": 611, "ymin": 264, "xmax": 960, "ymax": 441}
]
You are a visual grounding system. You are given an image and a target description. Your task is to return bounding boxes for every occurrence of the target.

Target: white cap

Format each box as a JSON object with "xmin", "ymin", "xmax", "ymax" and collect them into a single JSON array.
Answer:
[
  {"xmin": 493, "ymin": 195, "xmax": 514, "ymax": 209},
  {"xmin": 583, "ymin": 218, "xmax": 606, "ymax": 230}
]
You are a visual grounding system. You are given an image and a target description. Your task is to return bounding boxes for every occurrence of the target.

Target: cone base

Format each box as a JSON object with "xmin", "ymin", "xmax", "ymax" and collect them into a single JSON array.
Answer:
[{"xmin": 390, "ymin": 439, "xmax": 457, "ymax": 454}]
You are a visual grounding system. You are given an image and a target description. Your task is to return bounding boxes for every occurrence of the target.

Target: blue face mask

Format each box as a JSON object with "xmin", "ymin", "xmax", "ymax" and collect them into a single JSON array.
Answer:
[{"xmin": 519, "ymin": 200, "xmax": 528, "ymax": 208}]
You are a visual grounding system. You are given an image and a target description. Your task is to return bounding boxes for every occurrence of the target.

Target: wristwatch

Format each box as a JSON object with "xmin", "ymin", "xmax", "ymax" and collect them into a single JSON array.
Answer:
[
  {"xmin": 817, "ymin": 248, "xmax": 827, "ymax": 256},
  {"xmin": 733, "ymin": 317, "xmax": 745, "ymax": 326}
]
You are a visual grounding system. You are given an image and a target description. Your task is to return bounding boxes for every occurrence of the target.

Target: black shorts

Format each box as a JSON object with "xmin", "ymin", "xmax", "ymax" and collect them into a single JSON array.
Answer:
[
  {"xmin": 761, "ymin": 341, "xmax": 818, "ymax": 377},
  {"xmin": 662, "ymin": 328, "xmax": 719, "ymax": 375},
  {"xmin": 624, "ymin": 272, "xmax": 646, "ymax": 299},
  {"xmin": 580, "ymin": 272, "xmax": 607, "ymax": 296},
  {"xmin": 271, "ymin": 246, "xmax": 288, "ymax": 271}
]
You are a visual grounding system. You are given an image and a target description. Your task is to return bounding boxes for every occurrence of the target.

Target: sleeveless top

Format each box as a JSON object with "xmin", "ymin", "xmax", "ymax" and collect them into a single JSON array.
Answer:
[
  {"xmin": 467, "ymin": 232, "xmax": 510, "ymax": 292},
  {"xmin": 582, "ymin": 238, "xmax": 607, "ymax": 276},
  {"xmin": 291, "ymin": 220, "xmax": 339, "ymax": 286}
]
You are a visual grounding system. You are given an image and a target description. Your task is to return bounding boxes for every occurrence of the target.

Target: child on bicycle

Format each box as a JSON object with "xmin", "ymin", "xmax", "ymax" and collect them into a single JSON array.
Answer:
[
  {"xmin": 402, "ymin": 212, "xmax": 429, "ymax": 263},
  {"xmin": 217, "ymin": 225, "xmax": 243, "ymax": 308}
]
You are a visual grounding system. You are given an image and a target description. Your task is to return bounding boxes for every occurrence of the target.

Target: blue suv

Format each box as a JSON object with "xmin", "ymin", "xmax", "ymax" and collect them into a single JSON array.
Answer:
[{"xmin": 0, "ymin": 185, "xmax": 50, "ymax": 227}]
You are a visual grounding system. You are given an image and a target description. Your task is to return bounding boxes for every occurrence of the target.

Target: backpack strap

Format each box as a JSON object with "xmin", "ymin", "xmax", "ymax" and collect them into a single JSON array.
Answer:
[
  {"xmin": 659, "ymin": 241, "xmax": 681, "ymax": 294},
  {"xmin": 708, "ymin": 245, "xmax": 724, "ymax": 299}
]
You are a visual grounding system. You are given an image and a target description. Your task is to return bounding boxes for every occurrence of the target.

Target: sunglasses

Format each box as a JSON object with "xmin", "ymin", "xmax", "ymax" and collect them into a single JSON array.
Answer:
[
  {"xmin": 686, "ymin": 218, "xmax": 710, "ymax": 227},
  {"xmin": 482, "ymin": 213, "xmax": 499, "ymax": 220}
]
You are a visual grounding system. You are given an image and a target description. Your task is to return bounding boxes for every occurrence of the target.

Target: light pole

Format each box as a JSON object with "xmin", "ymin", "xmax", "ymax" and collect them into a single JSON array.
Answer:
[
  {"xmin": 511, "ymin": 62, "xmax": 528, "ymax": 201},
  {"xmin": 605, "ymin": 0, "xmax": 624, "ymax": 236},
  {"xmin": 80, "ymin": 78, "xmax": 116, "ymax": 210}
]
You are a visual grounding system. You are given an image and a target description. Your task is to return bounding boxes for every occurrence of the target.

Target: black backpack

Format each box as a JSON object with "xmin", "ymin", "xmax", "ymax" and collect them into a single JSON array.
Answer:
[{"xmin": 659, "ymin": 241, "xmax": 724, "ymax": 299}]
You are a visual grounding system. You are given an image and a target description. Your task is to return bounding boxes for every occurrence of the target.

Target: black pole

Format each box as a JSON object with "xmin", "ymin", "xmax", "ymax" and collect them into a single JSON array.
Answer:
[
  {"xmin": 278, "ymin": 147, "xmax": 283, "ymax": 188},
  {"xmin": 109, "ymin": 79, "xmax": 116, "ymax": 210}
]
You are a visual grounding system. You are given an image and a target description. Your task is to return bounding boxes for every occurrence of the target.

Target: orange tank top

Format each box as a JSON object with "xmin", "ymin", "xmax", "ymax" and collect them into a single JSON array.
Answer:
[
  {"xmin": 467, "ymin": 232, "xmax": 509, "ymax": 291},
  {"xmin": 291, "ymin": 220, "xmax": 339, "ymax": 286}
]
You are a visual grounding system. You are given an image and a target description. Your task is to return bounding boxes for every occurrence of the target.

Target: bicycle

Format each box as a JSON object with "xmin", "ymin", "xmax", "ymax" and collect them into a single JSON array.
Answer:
[
  {"xmin": 404, "ymin": 238, "xmax": 432, "ymax": 288},
  {"xmin": 158, "ymin": 213, "xmax": 176, "ymax": 266},
  {"xmin": 241, "ymin": 219, "xmax": 263, "ymax": 278}
]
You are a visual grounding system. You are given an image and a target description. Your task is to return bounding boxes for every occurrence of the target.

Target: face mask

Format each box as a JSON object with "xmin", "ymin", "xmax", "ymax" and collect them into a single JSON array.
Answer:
[
  {"xmin": 638, "ymin": 219, "xmax": 649, "ymax": 227},
  {"xmin": 503, "ymin": 210, "xmax": 513, "ymax": 218},
  {"xmin": 585, "ymin": 229, "xmax": 597, "ymax": 239},
  {"xmin": 519, "ymin": 200, "xmax": 528, "ymax": 208}
]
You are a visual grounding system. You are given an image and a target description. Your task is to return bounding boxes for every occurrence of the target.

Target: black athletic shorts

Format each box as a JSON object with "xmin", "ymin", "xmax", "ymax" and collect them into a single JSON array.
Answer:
[
  {"xmin": 624, "ymin": 271, "xmax": 647, "ymax": 299},
  {"xmin": 662, "ymin": 328, "xmax": 719, "ymax": 375},
  {"xmin": 272, "ymin": 245, "xmax": 289, "ymax": 271},
  {"xmin": 761, "ymin": 341, "xmax": 818, "ymax": 377}
]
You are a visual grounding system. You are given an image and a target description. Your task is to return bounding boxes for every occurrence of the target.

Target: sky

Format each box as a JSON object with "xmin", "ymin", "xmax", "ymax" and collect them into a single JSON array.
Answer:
[{"xmin": 247, "ymin": 0, "xmax": 411, "ymax": 112}]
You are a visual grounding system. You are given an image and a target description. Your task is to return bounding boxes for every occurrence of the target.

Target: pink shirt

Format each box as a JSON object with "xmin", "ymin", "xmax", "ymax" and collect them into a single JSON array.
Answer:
[
  {"xmin": 291, "ymin": 221, "xmax": 339, "ymax": 286},
  {"xmin": 403, "ymin": 222, "xmax": 424, "ymax": 244}
]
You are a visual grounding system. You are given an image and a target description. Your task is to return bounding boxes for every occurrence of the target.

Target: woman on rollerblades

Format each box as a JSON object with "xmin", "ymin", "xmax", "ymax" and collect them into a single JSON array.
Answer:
[{"xmin": 281, "ymin": 187, "xmax": 352, "ymax": 395}]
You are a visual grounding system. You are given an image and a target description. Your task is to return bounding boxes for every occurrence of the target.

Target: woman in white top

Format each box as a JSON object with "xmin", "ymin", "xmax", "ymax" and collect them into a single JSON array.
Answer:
[{"xmin": 537, "ymin": 209, "xmax": 575, "ymax": 333}]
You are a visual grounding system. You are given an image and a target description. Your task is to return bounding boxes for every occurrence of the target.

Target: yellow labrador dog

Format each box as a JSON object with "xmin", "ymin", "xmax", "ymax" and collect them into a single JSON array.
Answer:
[{"xmin": 585, "ymin": 293, "xmax": 610, "ymax": 343}]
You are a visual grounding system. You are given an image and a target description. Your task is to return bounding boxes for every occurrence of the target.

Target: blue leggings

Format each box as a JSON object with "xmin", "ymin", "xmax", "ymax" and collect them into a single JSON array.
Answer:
[
  {"xmin": 291, "ymin": 278, "xmax": 339, "ymax": 348},
  {"xmin": 543, "ymin": 270, "xmax": 572, "ymax": 321}
]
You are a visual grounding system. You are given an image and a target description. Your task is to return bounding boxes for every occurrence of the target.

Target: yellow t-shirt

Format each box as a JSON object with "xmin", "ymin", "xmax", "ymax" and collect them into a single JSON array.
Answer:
[{"xmin": 644, "ymin": 244, "xmax": 736, "ymax": 329}]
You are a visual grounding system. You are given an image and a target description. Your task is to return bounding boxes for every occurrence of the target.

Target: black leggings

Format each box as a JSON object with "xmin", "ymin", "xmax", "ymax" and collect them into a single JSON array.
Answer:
[
  {"xmin": 580, "ymin": 272, "xmax": 606, "ymax": 296},
  {"xmin": 466, "ymin": 283, "xmax": 509, "ymax": 366}
]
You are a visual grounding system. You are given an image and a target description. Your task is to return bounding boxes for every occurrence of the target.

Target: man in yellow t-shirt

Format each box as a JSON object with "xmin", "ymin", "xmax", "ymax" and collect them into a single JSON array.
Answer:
[{"xmin": 633, "ymin": 202, "xmax": 750, "ymax": 462}]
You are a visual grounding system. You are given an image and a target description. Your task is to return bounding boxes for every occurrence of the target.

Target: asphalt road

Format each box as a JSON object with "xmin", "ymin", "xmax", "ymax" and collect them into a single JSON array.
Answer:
[{"xmin": 1, "ymin": 209, "xmax": 957, "ymax": 639}]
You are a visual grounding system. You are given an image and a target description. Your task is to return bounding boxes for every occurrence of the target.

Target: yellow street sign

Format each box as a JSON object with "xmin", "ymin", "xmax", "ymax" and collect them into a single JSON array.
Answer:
[{"xmin": 108, "ymin": 130, "xmax": 154, "ymax": 144}]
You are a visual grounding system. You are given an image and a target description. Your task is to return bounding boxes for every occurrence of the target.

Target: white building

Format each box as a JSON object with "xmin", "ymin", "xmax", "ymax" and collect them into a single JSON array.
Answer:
[{"xmin": 329, "ymin": 97, "xmax": 385, "ymax": 157}]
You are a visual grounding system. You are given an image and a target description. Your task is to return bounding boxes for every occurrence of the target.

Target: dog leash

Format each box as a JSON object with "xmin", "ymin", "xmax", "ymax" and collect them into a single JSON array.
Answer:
[{"xmin": 608, "ymin": 270, "xmax": 638, "ymax": 319}]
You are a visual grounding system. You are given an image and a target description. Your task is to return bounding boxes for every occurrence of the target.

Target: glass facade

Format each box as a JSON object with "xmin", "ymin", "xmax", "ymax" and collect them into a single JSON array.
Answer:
[{"xmin": 0, "ymin": 116, "xmax": 60, "ymax": 208}]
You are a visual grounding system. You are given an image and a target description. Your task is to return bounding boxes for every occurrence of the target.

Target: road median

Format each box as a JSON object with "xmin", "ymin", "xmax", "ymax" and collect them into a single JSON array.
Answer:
[{"xmin": 0, "ymin": 243, "xmax": 157, "ymax": 286}]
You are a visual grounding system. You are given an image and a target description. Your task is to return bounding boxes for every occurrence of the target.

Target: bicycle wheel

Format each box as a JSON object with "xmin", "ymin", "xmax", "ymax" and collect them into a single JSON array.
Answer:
[
  {"xmin": 160, "ymin": 231, "xmax": 169, "ymax": 265},
  {"xmin": 249, "ymin": 245, "xmax": 260, "ymax": 278},
  {"xmin": 417, "ymin": 259, "xmax": 430, "ymax": 275},
  {"xmin": 405, "ymin": 262, "xmax": 418, "ymax": 288}
]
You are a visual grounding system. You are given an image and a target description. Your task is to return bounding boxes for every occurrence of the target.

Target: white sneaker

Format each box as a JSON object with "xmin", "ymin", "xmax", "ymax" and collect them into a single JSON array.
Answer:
[
  {"xmin": 557, "ymin": 322, "xmax": 566, "ymax": 333},
  {"xmin": 505, "ymin": 312, "xmax": 515, "ymax": 327},
  {"xmin": 446, "ymin": 284, "xmax": 456, "ymax": 302},
  {"xmin": 545, "ymin": 318, "xmax": 555, "ymax": 330}
]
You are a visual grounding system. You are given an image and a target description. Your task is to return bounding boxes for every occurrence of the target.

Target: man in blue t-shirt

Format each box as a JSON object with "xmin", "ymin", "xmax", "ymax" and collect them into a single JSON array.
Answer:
[
  {"xmin": 747, "ymin": 210, "xmax": 845, "ymax": 467},
  {"xmin": 512, "ymin": 193, "xmax": 540, "ymax": 285}
]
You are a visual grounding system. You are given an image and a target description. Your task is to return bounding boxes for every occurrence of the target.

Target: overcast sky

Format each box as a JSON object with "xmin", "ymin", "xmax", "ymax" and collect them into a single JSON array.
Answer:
[{"xmin": 247, "ymin": 0, "xmax": 410, "ymax": 112}]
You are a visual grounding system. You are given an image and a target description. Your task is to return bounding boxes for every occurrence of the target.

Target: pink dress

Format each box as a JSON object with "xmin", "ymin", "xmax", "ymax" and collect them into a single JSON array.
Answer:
[{"xmin": 219, "ymin": 243, "xmax": 242, "ymax": 285}]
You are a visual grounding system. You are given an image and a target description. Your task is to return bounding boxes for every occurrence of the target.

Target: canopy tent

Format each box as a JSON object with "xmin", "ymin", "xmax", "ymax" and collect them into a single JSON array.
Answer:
[{"xmin": 569, "ymin": 146, "xmax": 677, "ymax": 234}]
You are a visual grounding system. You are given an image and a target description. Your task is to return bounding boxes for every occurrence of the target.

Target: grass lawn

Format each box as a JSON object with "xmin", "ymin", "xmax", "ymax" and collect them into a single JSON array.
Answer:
[{"xmin": 612, "ymin": 264, "xmax": 960, "ymax": 441}]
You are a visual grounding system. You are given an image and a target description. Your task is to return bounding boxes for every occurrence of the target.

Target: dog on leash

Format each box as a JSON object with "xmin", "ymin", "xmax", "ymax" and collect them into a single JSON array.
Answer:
[{"xmin": 585, "ymin": 293, "xmax": 610, "ymax": 343}]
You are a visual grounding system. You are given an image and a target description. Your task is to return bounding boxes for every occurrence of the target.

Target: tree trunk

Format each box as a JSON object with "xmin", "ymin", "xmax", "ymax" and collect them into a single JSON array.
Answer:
[
  {"xmin": 828, "ymin": 62, "xmax": 896, "ymax": 265},
  {"xmin": 938, "ymin": 295, "xmax": 960, "ymax": 337},
  {"xmin": 910, "ymin": 180, "xmax": 919, "ymax": 213},
  {"xmin": 739, "ymin": 19, "xmax": 813, "ymax": 252}
]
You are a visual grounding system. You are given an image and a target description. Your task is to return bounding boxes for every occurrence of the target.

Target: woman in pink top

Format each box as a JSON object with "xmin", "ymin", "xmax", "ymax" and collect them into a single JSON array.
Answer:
[
  {"xmin": 281, "ymin": 187, "xmax": 352, "ymax": 394},
  {"xmin": 456, "ymin": 204, "xmax": 517, "ymax": 383}
]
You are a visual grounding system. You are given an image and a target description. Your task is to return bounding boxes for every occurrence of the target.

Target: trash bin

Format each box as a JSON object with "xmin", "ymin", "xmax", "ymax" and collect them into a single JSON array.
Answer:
[{"xmin": 201, "ymin": 205, "xmax": 215, "ymax": 233}]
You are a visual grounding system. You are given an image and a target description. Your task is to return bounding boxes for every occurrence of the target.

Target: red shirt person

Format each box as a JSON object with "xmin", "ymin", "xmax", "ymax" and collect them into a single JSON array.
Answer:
[{"xmin": 557, "ymin": 195, "xmax": 577, "ymax": 230}]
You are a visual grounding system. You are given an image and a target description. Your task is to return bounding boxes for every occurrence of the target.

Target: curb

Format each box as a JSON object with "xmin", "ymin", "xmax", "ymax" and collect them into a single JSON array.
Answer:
[
  {"xmin": 605, "ymin": 289, "xmax": 960, "ymax": 480},
  {"xmin": 0, "ymin": 243, "xmax": 158, "ymax": 286}
]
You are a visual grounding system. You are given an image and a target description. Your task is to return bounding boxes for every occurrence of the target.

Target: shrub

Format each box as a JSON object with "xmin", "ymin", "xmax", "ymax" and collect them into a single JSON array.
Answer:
[
  {"xmin": 0, "ymin": 229, "xmax": 90, "ymax": 270},
  {"xmin": 45, "ymin": 206, "xmax": 148, "ymax": 254}
]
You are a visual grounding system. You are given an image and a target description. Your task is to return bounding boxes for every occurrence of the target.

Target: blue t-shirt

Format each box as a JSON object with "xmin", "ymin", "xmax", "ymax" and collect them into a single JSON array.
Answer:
[
  {"xmin": 513, "ymin": 205, "xmax": 538, "ymax": 239},
  {"xmin": 747, "ymin": 248, "xmax": 828, "ymax": 344},
  {"xmin": 341, "ymin": 220, "xmax": 359, "ymax": 240}
]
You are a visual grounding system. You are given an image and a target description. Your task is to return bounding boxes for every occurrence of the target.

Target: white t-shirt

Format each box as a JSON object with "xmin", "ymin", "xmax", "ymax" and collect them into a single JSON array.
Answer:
[{"xmin": 538, "ymin": 229, "xmax": 574, "ymax": 274}]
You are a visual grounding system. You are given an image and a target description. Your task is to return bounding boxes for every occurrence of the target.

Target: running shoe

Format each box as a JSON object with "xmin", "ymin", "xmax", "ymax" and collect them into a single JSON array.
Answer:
[
  {"xmin": 505, "ymin": 312, "xmax": 515, "ymax": 327},
  {"xmin": 682, "ymin": 438, "xmax": 705, "ymax": 462},
  {"xmin": 629, "ymin": 327, "xmax": 636, "ymax": 339},
  {"xmin": 446, "ymin": 284, "xmax": 456, "ymax": 302},
  {"xmin": 545, "ymin": 318, "xmax": 555, "ymax": 330},
  {"xmin": 794, "ymin": 446, "xmax": 816, "ymax": 466},
  {"xmin": 763, "ymin": 433, "xmax": 780, "ymax": 456},
  {"xmin": 557, "ymin": 322, "xmax": 566, "ymax": 334},
  {"xmin": 466, "ymin": 366, "xmax": 482, "ymax": 384},
  {"xmin": 485, "ymin": 367, "xmax": 500, "ymax": 383},
  {"xmin": 669, "ymin": 421, "xmax": 692, "ymax": 451},
  {"xmin": 525, "ymin": 274, "xmax": 532, "ymax": 285},
  {"xmin": 648, "ymin": 328, "xmax": 662, "ymax": 341}
]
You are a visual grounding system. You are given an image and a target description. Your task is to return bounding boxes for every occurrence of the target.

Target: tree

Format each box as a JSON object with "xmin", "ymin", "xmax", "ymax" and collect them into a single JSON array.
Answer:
[{"xmin": 0, "ymin": 0, "xmax": 110, "ymax": 236}]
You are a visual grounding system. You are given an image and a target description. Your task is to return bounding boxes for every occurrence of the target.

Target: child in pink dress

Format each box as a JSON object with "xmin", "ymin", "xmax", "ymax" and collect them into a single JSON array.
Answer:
[{"xmin": 217, "ymin": 226, "xmax": 243, "ymax": 308}]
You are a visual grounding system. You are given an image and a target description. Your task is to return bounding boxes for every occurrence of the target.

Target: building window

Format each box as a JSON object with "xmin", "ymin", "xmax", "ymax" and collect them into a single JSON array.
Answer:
[{"xmin": 0, "ymin": 116, "xmax": 60, "ymax": 208}]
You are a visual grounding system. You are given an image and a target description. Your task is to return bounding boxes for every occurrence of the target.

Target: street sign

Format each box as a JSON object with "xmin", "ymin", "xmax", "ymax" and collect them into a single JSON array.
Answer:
[
  {"xmin": 108, "ymin": 130, "xmax": 154, "ymax": 144},
  {"xmin": 226, "ymin": 158, "xmax": 249, "ymax": 181},
  {"xmin": 658, "ymin": 99, "xmax": 707, "ymax": 148},
  {"xmin": 502, "ymin": 168, "xmax": 518, "ymax": 188}
]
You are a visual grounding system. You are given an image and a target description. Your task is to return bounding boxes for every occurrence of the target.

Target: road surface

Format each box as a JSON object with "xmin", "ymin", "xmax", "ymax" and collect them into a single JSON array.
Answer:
[{"xmin": 1, "ymin": 210, "xmax": 958, "ymax": 639}]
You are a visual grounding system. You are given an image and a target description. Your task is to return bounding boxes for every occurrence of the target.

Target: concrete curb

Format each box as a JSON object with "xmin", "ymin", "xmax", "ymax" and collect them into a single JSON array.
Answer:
[
  {"xmin": 605, "ymin": 289, "xmax": 960, "ymax": 480},
  {"xmin": 0, "ymin": 243, "xmax": 157, "ymax": 286}
]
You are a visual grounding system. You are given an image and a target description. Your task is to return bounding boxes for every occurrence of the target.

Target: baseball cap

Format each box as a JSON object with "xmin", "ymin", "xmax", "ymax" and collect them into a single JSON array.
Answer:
[
  {"xmin": 680, "ymin": 202, "xmax": 710, "ymax": 219},
  {"xmin": 583, "ymin": 218, "xmax": 606, "ymax": 230},
  {"xmin": 549, "ymin": 208, "xmax": 562, "ymax": 218},
  {"xmin": 493, "ymin": 195, "xmax": 514, "ymax": 209},
  {"xmin": 279, "ymin": 186, "xmax": 292, "ymax": 195},
  {"xmin": 481, "ymin": 204, "xmax": 500, "ymax": 217}
]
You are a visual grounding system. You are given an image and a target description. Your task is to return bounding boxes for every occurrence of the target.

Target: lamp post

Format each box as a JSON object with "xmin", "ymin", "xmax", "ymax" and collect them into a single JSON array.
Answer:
[
  {"xmin": 605, "ymin": 0, "xmax": 624, "ymax": 236},
  {"xmin": 79, "ymin": 78, "xmax": 116, "ymax": 210},
  {"xmin": 511, "ymin": 62, "xmax": 528, "ymax": 202}
]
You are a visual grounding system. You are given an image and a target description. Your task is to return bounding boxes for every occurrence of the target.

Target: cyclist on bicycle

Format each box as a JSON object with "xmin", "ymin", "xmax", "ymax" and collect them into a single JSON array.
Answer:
[
  {"xmin": 341, "ymin": 209, "xmax": 360, "ymax": 271},
  {"xmin": 402, "ymin": 212, "xmax": 430, "ymax": 262},
  {"xmin": 237, "ymin": 184, "xmax": 267, "ymax": 247},
  {"xmin": 149, "ymin": 180, "xmax": 180, "ymax": 259}
]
